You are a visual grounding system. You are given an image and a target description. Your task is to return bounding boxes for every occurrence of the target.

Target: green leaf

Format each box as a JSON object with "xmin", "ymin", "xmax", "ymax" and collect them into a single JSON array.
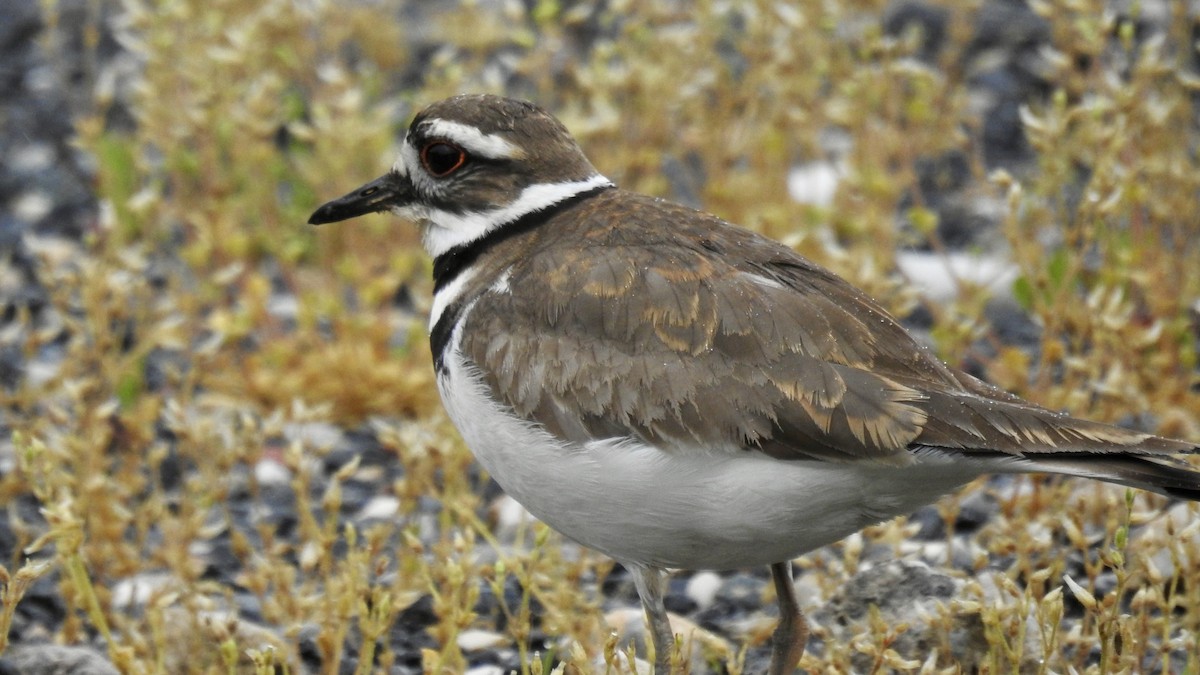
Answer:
[
  {"xmin": 1047, "ymin": 247, "xmax": 1070, "ymax": 289},
  {"xmin": 116, "ymin": 361, "xmax": 145, "ymax": 409},
  {"xmin": 94, "ymin": 132, "xmax": 141, "ymax": 239},
  {"xmin": 1012, "ymin": 275, "xmax": 1035, "ymax": 311}
]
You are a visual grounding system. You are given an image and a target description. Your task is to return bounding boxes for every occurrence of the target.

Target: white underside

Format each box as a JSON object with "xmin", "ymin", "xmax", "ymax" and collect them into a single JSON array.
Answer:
[{"xmin": 437, "ymin": 317, "xmax": 999, "ymax": 570}]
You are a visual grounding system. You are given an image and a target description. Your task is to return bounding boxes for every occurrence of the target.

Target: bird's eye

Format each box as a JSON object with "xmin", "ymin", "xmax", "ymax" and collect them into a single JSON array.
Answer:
[{"xmin": 421, "ymin": 142, "xmax": 467, "ymax": 177}]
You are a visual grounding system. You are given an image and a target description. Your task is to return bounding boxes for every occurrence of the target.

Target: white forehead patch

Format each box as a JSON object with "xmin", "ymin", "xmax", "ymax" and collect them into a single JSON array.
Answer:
[
  {"xmin": 394, "ymin": 139, "xmax": 418, "ymax": 177},
  {"xmin": 422, "ymin": 119, "xmax": 524, "ymax": 160}
]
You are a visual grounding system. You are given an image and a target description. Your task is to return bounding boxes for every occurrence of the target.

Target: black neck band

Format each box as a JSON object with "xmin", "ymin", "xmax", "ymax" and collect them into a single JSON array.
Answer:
[{"xmin": 431, "ymin": 182, "xmax": 613, "ymax": 292}]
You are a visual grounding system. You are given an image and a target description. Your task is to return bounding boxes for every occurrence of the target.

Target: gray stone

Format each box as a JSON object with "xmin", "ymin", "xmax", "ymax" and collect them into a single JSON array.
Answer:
[{"xmin": 2, "ymin": 644, "xmax": 119, "ymax": 675}]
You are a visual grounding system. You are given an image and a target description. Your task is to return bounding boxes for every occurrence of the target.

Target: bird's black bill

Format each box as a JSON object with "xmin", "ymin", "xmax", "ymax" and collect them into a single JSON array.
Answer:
[{"xmin": 308, "ymin": 173, "xmax": 410, "ymax": 225}]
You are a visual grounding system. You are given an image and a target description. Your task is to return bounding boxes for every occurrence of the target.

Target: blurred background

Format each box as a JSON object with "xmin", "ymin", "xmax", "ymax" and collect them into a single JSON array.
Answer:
[{"xmin": 1, "ymin": 0, "xmax": 1198, "ymax": 672}]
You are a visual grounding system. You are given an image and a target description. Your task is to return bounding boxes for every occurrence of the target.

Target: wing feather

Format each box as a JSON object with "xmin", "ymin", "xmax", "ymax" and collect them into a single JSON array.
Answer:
[{"xmin": 452, "ymin": 190, "xmax": 1196, "ymax": 476}]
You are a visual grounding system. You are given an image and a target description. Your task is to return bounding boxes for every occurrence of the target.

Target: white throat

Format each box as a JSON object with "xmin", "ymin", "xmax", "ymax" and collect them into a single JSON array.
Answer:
[{"xmin": 419, "ymin": 174, "xmax": 613, "ymax": 258}]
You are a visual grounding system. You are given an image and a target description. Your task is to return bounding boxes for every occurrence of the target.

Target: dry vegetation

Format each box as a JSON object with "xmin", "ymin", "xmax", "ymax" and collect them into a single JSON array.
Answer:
[{"xmin": 2, "ymin": 0, "xmax": 1199, "ymax": 672}]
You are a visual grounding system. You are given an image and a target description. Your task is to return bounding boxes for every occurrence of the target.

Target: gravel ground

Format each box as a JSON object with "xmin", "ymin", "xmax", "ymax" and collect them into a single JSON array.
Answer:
[{"xmin": 0, "ymin": 1, "xmax": 1197, "ymax": 673}]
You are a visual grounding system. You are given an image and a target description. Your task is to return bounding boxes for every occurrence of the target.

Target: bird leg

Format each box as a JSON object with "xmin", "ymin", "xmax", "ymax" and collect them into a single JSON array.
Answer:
[
  {"xmin": 632, "ymin": 565, "xmax": 675, "ymax": 673},
  {"xmin": 768, "ymin": 561, "xmax": 808, "ymax": 674}
]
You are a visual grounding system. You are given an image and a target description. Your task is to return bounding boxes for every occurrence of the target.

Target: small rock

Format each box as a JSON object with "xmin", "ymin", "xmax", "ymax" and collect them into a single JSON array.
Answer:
[
  {"xmin": 283, "ymin": 421, "xmax": 344, "ymax": 451},
  {"xmin": 457, "ymin": 628, "xmax": 508, "ymax": 652},
  {"xmin": 253, "ymin": 456, "xmax": 291, "ymax": 486},
  {"xmin": 711, "ymin": 573, "xmax": 766, "ymax": 613},
  {"xmin": 894, "ymin": 250, "xmax": 1019, "ymax": 304},
  {"xmin": 357, "ymin": 494, "xmax": 400, "ymax": 521},
  {"xmin": 815, "ymin": 559, "xmax": 1004, "ymax": 671},
  {"xmin": 822, "ymin": 559, "xmax": 959, "ymax": 623},
  {"xmin": 110, "ymin": 572, "xmax": 180, "ymax": 609},
  {"xmin": 787, "ymin": 159, "xmax": 842, "ymax": 207},
  {"xmin": 464, "ymin": 666, "xmax": 506, "ymax": 675},
  {"xmin": 157, "ymin": 606, "xmax": 302, "ymax": 674},
  {"xmin": 684, "ymin": 570, "xmax": 722, "ymax": 611},
  {"xmin": 908, "ymin": 538, "xmax": 985, "ymax": 572},
  {"xmin": 883, "ymin": 1, "xmax": 949, "ymax": 62},
  {"xmin": 2, "ymin": 644, "xmax": 119, "ymax": 675}
]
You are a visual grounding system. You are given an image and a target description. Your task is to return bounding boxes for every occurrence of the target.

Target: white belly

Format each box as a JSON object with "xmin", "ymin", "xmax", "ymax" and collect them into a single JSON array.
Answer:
[{"xmin": 438, "ymin": 344, "xmax": 986, "ymax": 570}]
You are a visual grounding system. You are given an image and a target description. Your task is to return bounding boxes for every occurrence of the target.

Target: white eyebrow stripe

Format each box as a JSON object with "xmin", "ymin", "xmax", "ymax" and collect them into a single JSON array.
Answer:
[
  {"xmin": 422, "ymin": 119, "xmax": 525, "ymax": 159},
  {"xmin": 421, "ymin": 173, "xmax": 613, "ymax": 258}
]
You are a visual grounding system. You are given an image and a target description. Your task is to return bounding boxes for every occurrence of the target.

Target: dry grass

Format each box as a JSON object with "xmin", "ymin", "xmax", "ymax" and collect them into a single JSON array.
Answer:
[{"xmin": 2, "ymin": 0, "xmax": 1198, "ymax": 672}]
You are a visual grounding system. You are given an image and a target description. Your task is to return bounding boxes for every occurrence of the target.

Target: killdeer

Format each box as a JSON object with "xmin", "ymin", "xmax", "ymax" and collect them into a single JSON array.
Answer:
[{"xmin": 309, "ymin": 94, "xmax": 1200, "ymax": 673}]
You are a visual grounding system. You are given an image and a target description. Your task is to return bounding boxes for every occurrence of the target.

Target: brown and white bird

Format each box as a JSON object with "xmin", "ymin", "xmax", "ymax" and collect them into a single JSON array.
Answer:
[{"xmin": 309, "ymin": 94, "xmax": 1200, "ymax": 673}]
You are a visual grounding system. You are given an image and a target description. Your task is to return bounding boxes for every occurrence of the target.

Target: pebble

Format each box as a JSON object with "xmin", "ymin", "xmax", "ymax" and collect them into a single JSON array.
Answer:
[
  {"xmin": 110, "ymin": 572, "xmax": 180, "ymax": 609},
  {"xmin": 1, "ymin": 644, "xmax": 119, "ymax": 675},
  {"xmin": 253, "ymin": 456, "xmax": 292, "ymax": 486},
  {"xmin": 787, "ymin": 159, "xmax": 843, "ymax": 207},
  {"xmin": 464, "ymin": 666, "xmax": 506, "ymax": 675},
  {"xmin": 457, "ymin": 628, "xmax": 509, "ymax": 652},
  {"xmin": 895, "ymin": 249, "xmax": 1019, "ymax": 303},
  {"xmin": 684, "ymin": 570, "xmax": 722, "ymax": 611},
  {"xmin": 11, "ymin": 192, "xmax": 52, "ymax": 222},
  {"xmin": 284, "ymin": 421, "xmax": 345, "ymax": 451},
  {"xmin": 356, "ymin": 494, "xmax": 400, "ymax": 521}
]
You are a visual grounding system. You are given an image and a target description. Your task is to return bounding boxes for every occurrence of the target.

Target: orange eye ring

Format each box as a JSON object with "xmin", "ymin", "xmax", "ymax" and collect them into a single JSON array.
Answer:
[{"xmin": 421, "ymin": 142, "xmax": 467, "ymax": 177}]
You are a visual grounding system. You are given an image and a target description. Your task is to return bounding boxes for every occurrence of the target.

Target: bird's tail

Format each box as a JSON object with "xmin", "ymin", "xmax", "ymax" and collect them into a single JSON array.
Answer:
[{"xmin": 1022, "ymin": 452, "xmax": 1200, "ymax": 501}]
